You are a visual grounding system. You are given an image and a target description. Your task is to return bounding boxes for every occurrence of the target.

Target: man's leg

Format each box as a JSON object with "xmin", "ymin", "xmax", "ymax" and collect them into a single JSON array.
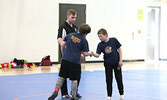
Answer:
[{"xmin": 61, "ymin": 79, "xmax": 71, "ymax": 98}]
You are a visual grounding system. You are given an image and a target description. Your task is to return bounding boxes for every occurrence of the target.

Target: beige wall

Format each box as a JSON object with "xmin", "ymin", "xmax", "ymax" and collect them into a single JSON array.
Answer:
[{"xmin": 0, "ymin": 0, "xmax": 167, "ymax": 63}]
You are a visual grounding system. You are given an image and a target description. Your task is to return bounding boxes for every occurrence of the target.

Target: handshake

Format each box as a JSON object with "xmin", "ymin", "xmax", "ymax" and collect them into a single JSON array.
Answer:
[
  {"xmin": 80, "ymin": 51, "xmax": 96, "ymax": 61},
  {"xmin": 88, "ymin": 51, "xmax": 100, "ymax": 58},
  {"xmin": 81, "ymin": 51, "xmax": 99, "ymax": 59},
  {"xmin": 89, "ymin": 51, "xmax": 94, "ymax": 57}
]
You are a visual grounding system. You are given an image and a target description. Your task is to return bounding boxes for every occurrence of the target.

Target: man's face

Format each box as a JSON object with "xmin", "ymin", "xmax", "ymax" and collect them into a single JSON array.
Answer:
[{"xmin": 67, "ymin": 14, "xmax": 77, "ymax": 24}]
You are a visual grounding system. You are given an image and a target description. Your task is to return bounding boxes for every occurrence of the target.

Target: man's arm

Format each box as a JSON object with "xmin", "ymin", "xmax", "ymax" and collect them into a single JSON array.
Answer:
[
  {"xmin": 60, "ymin": 41, "xmax": 66, "ymax": 56},
  {"xmin": 57, "ymin": 27, "xmax": 67, "ymax": 45}
]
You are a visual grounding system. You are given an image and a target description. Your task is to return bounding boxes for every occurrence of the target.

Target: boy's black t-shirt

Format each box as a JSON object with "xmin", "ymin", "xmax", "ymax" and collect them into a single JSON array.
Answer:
[{"xmin": 96, "ymin": 38, "xmax": 121, "ymax": 65}]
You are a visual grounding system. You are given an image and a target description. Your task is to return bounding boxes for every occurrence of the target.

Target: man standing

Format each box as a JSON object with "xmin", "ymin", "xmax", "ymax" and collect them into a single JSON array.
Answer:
[{"xmin": 57, "ymin": 9, "xmax": 81, "ymax": 99}]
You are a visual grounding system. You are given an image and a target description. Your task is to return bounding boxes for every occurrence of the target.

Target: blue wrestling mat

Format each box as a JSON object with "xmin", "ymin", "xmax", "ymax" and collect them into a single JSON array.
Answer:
[{"xmin": 0, "ymin": 70, "xmax": 167, "ymax": 100}]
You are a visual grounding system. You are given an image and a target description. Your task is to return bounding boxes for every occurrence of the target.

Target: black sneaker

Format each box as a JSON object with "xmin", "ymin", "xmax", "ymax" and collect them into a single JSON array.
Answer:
[
  {"xmin": 48, "ymin": 91, "xmax": 58, "ymax": 100},
  {"xmin": 62, "ymin": 94, "xmax": 71, "ymax": 99}
]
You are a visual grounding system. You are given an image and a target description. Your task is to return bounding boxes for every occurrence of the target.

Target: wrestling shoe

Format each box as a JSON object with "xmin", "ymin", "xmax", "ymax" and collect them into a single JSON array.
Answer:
[
  {"xmin": 70, "ymin": 97, "xmax": 79, "ymax": 100},
  {"xmin": 71, "ymin": 91, "xmax": 82, "ymax": 98},
  {"xmin": 76, "ymin": 93, "xmax": 82, "ymax": 98},
  {"xmin": 48, "ymin": 91, "xmax": 58, "ymax": 100}
]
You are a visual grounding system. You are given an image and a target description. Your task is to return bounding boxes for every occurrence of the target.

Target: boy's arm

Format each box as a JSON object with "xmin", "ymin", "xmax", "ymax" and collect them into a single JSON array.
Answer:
[
  {"xmin": 83, "ymin": 51, "xmax": 93, "ymax": 57},
  {"xmin": 60, "ymin": 41, "xmax": 66, "ymax": 56},
  {"xmin": 118, "ymin": 47, "xmax": 123, "ymax": 67},
  {"xmin": 92, "ymin": 52, "xmax": 100, "ymax": 58}
]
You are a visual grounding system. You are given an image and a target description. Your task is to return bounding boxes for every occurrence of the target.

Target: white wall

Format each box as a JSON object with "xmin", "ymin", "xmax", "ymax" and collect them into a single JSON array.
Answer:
[
  {"xmin": 86, "ymin": 0, "xmax": 147, "ymax": 61},
  {"xmin": 0, "ymin": 0, "xmax": 59, "ymax": 63},
  {"xmin": 0, "ymin": 0, "xmax": 21, "ymax": 63},
  {"xmin": 14, "ymin": 0, "xmax": 59, "ymax": 62},
  {"xmin": 160, "ymin": 6, "xmax": 167, "ymax": 59},
  {"xmin": 0, "ymin": 0, "xmax": 167, "ymax": 63}
]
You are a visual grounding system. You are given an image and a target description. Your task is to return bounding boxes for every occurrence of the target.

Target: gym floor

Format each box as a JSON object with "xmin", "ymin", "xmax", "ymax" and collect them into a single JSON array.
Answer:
[{"xmin": 0, "ymin": 61, "xmax": 167, "ymax": 100}]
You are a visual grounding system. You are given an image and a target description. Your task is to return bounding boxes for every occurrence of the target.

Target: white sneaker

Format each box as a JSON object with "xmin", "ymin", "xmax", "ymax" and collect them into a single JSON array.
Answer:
[
  {"xmin": 120, "ymin": 95, "xmax": 124, "ymax": 100},
  {"xmin": 106, "ymin": 96, "xmax": 111, "ymax": 100}
]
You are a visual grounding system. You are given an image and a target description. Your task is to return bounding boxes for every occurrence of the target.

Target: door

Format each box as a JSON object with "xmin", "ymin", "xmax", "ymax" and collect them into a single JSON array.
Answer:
[
  {"xmin": 146, "ymin": 7, "xmax": 160, "ymax": 61},
  {"xmin": 58, "ymin": 4, "xmax": 86, "ymax": 63}
]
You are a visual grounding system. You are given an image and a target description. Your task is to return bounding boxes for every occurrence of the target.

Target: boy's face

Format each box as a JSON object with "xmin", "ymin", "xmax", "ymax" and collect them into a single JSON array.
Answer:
[
  {"xmin": 98, "ymin": 34, "xmax": 107, "ymax": 42},
  {"xmin": 67, "ymin": 14, "xmax": 77, "ymax": 24}
]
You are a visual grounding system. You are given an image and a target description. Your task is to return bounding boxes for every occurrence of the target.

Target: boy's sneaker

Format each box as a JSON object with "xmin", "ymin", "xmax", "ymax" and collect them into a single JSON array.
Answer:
[
  {"xmin": 48, "ymin": 91, "xmax": 58, "ymax": 100},
  {"xmin": 70, "ymin": 91, "xmax": 82, "ymax": 98},
  {"xmin": 106, "ymin": 96, "xmax": 111, "ymax": 100},
  {"xmin": 120, "ymin": 95, "xmax": 124, "ymax": 100},
  {"xmin": 71, "ymin": 97, "xmax": 79, "ymax": 100},
  {"xmin": 76, "ymin": 93, "xmax": 82, "ymax": 98},
  {"xmin": 62, "ymin": 94, "xmax": 71, "ymax": 99}
]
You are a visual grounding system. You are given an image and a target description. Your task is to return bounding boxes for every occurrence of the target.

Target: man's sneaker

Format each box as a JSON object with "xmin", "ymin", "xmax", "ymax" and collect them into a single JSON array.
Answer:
[
  {"xmin": 48, "ymin": 91, "xmax": 58, "ymax": 100},
  {"xmin": 106, "ymin": 96, "xmax": 111, "ymax": 100},
  {"xmin": 62, "ymin": 94, "xmax": 71, "ymax": 99},
  {"xmin": 76, "ymin": 93, "xmax": 82, "ymax": 98},
  {"xmin": 120, "ymin": 95, "xmax": 124, "ymax": 100}
]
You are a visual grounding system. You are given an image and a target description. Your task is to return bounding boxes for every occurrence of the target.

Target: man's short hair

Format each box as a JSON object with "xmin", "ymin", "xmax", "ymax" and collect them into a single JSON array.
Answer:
[{"xmin": 67, "ymin": 9, "xmax": 77, "ymax": 16}]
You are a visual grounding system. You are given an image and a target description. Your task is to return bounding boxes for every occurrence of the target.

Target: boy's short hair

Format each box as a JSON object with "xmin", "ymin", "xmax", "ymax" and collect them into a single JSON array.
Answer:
[
  {"xmin": 79, "ymin": 24, "xmax": 91, "ymax": 35},
  {"xmin": 97, "ymin": 28, "xmax": 108, "ymax": 35},
  {"xmin": 67, "ymin": 9, "xmax": 77, "ymax": 16}
]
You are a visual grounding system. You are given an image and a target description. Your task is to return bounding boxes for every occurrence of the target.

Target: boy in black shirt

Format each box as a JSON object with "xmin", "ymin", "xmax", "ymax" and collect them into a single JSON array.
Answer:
[{"xmin": 93, "ymin": 28, "xmax": 124, "ymax": 100}]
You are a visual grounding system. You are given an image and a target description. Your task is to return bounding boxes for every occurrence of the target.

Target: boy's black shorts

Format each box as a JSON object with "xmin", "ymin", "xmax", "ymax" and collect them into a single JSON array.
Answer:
[{"xmin": 59, "ymin": 59, "xmax": 81, "ymax": 80}]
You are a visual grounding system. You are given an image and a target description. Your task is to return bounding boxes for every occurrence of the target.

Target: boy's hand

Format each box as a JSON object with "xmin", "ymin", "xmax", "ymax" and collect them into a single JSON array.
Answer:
[
  {"xmin": 80, "ymin": 54, "xmax": 85, "ymax": 61},
  {"xmin": 89, "ymin": 51, "xmax": 93, "ymax": 57},
  {"xmin": 92, "ymin": 52, "xmax": 100, "ymax": 58},
  {"xmin": 118, "ymin": 60, "xmax": 123, "ymax": 67}
]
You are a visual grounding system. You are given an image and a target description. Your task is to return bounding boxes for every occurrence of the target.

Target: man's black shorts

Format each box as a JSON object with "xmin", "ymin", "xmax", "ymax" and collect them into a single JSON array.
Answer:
[{"xmin": 59, "ymin": 59, "xmax": 81, "ymax": 80}]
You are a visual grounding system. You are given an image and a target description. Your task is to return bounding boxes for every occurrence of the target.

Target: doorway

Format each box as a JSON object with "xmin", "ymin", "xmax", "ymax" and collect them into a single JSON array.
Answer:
[
  {"xmin": 58, "ymin": 4, "xmax": 86, "ymax": 63},
  {"xmin": 146, "ymin": 7, "xmax": 160, "ymax": 61}
]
